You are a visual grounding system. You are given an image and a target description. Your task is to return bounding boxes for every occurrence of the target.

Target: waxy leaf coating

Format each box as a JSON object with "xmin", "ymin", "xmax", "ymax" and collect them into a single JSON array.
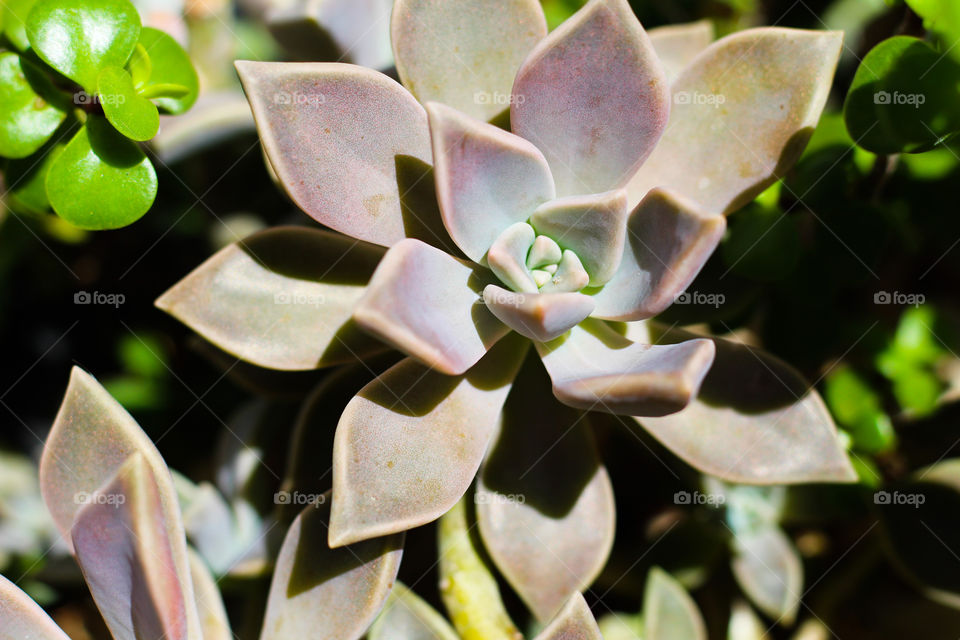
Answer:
[{"xmin": 0, "ymin": 52, "xmax": 67, "ymax": 158}]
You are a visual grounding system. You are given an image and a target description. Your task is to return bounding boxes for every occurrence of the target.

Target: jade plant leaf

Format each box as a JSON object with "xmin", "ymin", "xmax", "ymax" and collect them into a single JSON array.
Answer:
[
  {"xmin": 1, "ymin": 0, "xmax": 41, "ymax": 51},
  {"xmin": 905, "ymin": 0, "xmax": 960, "ymax": 63},
  {"xmin": 71, "ymin": 453, "xmax": 189, "ymax": 640},
  {"xmin": 45, "ymin": 115, "xmax": 157, "ymax": 229},
  {"xmin": 477, "ymin": 354, "xmax": 615, "ymax": 622},
  {"xmin": 127, "ymin": 42, "xmax": 151, "ymax": 88},
  {"xmin": 26, "ymin": 0, "xmax": 141, "ymax": 93},
  {"xmin": 632, "ymin": 323, "xmax": 856, "ymax": 483},
  {"xmin": 2, "ymin": 138, "xmax": 64, "ymax": 213},
  {"xmin": 259, "ymin": 497, "xmax": 403, "ymax": 640},
  {"xmin": 643, "ymin": 568, "xmax": 707, "ymax": 640},
  {"xmin": 0, "ymin": 574, "xmax": 71, "ymax": 640},
  {"xmin": 235, "ymin": 61, "xmax": 432, "ymax": 247},
  {"xmin": 0, "ymin": 52, "xmax": 67, "ymax": 158},
  {"xmin": 731, "ymin": 526, "xmax": 802, "ymax": 625},
  {"xmin": 156, "ymin": 227, "xmax": 390, "ymax": 371},
  {"xmin": 98, "ymin": 65, "xmax": 160, "ymax": 141},
  {"xmin": 352, "ymin": 239, "xmax": 509, "ymax": 376},
  {"xmin": 532, "ymin": 593, "xmax": 603, "ymax": 640},
  {"xmin": 368, "ymin": 582, "xmax": 459, "ymax": 640},
  {"xmin": 627, "ymin": 28, "xmax": 843, "ymax": 214},
  {"xmin": 392, "ymin": 0, "xmax": 546, "ymax": 122},
  {"xmin": 40, "ymin": 367, "xmax": 203, "ymax": 639},
  {"xmin": 137, "ymin": 26, "xmax": 199, "ymax": 114},
  {"xmin": 536, "ymin": 320, "xmax": 716, "ymax": 417},
  {"xmin": 329, "ymin": 335, "xmax": 528, "ymax": 547},
  {"xmin": 512, "ymin": 0, "xmax": 669, "ymax": 197},
  {"xmin": 648, "ymin": 20, "xmax": 714, "ymax": 84}
]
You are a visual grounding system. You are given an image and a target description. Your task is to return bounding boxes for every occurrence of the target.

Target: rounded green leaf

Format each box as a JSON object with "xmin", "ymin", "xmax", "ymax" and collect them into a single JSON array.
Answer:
[
  {"xmin": 2, "ymin": 0, "xmax": 41, "ymax": 51},
  {"xmin": 97, "ymin": 65, "xmax": 159, "ymax": 141},
  {"xmin": 3, "ymin": 136, "xmax": 65, "ymax": 213},
  {"xmin": 46, "ymin": 115, "xmax": 157, "ymax": 229},
  {"xmin": 137, "ymin": 27, "xmax": 198, "ymax": 114},
  {"xmin": 25, "ymin": 0, "xmax": 141, "ymax": 92},
  {"xmin": 126, "ymin": 42, "xmax": 151, "ymax": 88},
  {"xmin": 844, "ymin": 36, "xmax": 960, "ymax": 154},
  {"xmin": 0, "ymin": 52, "xmax": 68, "ymax": 158}
]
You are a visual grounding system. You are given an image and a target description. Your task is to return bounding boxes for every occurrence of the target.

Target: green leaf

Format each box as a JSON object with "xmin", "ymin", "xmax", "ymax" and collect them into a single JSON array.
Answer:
[
  {"xmin": 126, "ymin": 42, "xmax": 151, "ymax": 89},
  {"xmin": 97, "ymin": 65, "xmax": 159, "ymax": 141},
  {"xmin": 25, "ymin": 0, "xmax": 141, "ymax": 93},
  {"xmin": 1, "ymin": 0, "xmax": 41, "ymax": 50},
  {"xmin": 137, "ymin": 27, "xmax": 198, "ymax": 114},
  {"xmin": 45, "ymin": 115, "xmax": 157, "ymax": 229},
  {"xmin": 0, "ymin": 52, "xmax": 68, "ymax": 158},
  {"xmin": 3, "ymin": 135, "xmax": 66, "ymax": 213},
  {"xmin": 844, "ymin": 36, "xmax": 960, "ymax": 154},
  {"xmin": 721, "ymin": 203, "xmax": 801, "ymax": 282},
  {"xmin": 825, "ymin": 367, "xmax": 896, "ymax": 453},
  {"xmin": 906, "ymin": 0, "xmax": 960, "ymax": 63}
]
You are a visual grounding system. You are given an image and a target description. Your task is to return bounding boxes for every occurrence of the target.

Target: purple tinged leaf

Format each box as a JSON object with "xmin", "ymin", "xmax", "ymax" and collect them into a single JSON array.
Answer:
[
  {"xmin": 483, "ymin": 285, "xmax": 594, "ymax": 342},
  {"xmin": 478, "ymin": 357, "xmax": 614, "ymax": 622},
  {"xmin": 427, "ymin": 102, "xmax": 555, "ymax": 263},
  {"xmin": 392, "ymin": 0, "xmax": 546, "ymax": 121},
  {"xmin": 0, "ymin": 574, "xmax": 71, "ymax": 640},
  {"xmin": 353, "ymin": 238, "xmax": 509, "ymax": 376},
  {"xmin": 590, "ymin": 188, "xmax": 726, "ymax": 322},
  {"xmin": 731, "ymin": 526, "xmax": 802, "ymax": 625},
  {"xmin": 536, "ymin": 320, "xmax": 715, "ymax": 417},
  {"xmin": 188, "ymin": 549, "xmax": 232, "ymax": 640},
  {"xmin": 644, "ymin": 567, "xmax": 707, "ymax": 640},
  {"xmin": 511, "ymin": 0, "xmax": 669, "ymax": 197},
  {"xmin": 71, "ymin": 453, "xmax": 189, "ymax": 640},
  {"xmin": 260, "ymin": 498, "xmax": 403, "ymax": 640},
  {"xmin": 156, "ymin": 227, "xmax": 389, "ymax": 371},
  {"xmin": 329, "ymin": 335, "xmax": 529, "ymax": 547},
  {"xmin": 626, "ymin": 28, "xmax": 843, "ymax": 215},
  {"xmin": 631, "ymin": 323, "xmax": 857, "ymax": 484},
  {"xmin": 368, "ymin": 582, "xmax": 459, "ymax": 640},
  {"xmin": 531, "ymin": 593, "xmax": 603, "ymax": 640},
  {"xmin": 40, "ymin": 367, "xmax": 202, "ymax": 638},
  {"xmin": 235, "ymin": 61, "xmax": 432, "ymax": 246},
  {"xmin": 647, "ymin": 20, "xmax": 714, "ymax": 84},
  {"xmin": 530, "ymin": 190, "xmax": 628, "ymax": 286}
]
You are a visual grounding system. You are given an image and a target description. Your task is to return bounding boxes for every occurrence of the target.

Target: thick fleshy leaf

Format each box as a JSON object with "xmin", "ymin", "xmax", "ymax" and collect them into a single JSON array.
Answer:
[
  {"xmin": 531, "ymin": 593, "xmax": 603, "ymax": 640},
  {"xmin": 511, "ymin": 0, "xmax": 669, "ymax": 197},
  {"xmin": 46, "ymin": 116, "xmax": 157, "ymax": 229},
  {"xmin": 2, "ymin": 0, "xmax": 41, "ymax": 50},
  {"xmin": 731, "ymin": 526, "xmax": 802, "ymax": 625},
  {"xmin": 392, "ymin": 0, "xmax": 546, "ymax": 121},
  {"xmin": 235, "ymin": 61, "xmax": 431, "ymax": 247},
  {"xmin": 590, "ymin": 188, "xmax": 725, "ymax": 321},
  {"xmin": 26, "ymin": 0, "xmax": 141, "ymax": 92},
  {"xmin": 536, "ymin": 319, "xmax": 715, "ymax": 417},
  {"xmin": 626, "ymin": 28, "xmax": 843, "ymax": 215},
  {"xmin": 0, "ymin": 573, "xmax": 71, "ymax": 640},
  {"xmin": 260, "ymin": 498, "xmax": 403, "ymax": 640},
  {"xmin": 478, "ymin": 354, "xmax": 614, "ymax": 622},
  {"xmin": 727, "ymin": 601, "xmax": 768, "ymax": 640},
  {"xmin": 353, "ymin": 239, "xmax": 509, "ymax": 376},
  {"xmin": 188, "ymin": 549, "xmax": 232, "ymax": 640},
  {"xmin": 488, "ymin": 222, "xmax": 539, "ymax": 294},
  {"xmin": 156, "ymin": 226, "xmax": 388, "ymax": 371},
  {"xmin": 137, "ymin": 27, "xmax": 199, "ymax": 115},
  {"xmin": 632, "ymin": 323, "xmax": 857, "ymax": 483},
  {"xmin": 483, "ymin": 285, "xmax": 594, "ymax": 342},
  {"xmin": 0, "ymin": 52, "xmax": 67, "ymax": 159},
  {"xmin": 369, "ymin": 582, "xmax": 459, "ymax": 640},
  {"xmin": 98, "ymin": 65, "xmax": 160, "ymax": 141},
  {"xmin": 427, "ymin": 102, "xmax": 555, "ymax": 263},
  {"xmin": 72, "ymin": 454, "xmax": 188, "ymax": 640},
  {"xmin": 530, "ymin": 190, "xmax": 628, "ymax": 286},
  {"xmin": 39, "ymin": 368, "xmax": 202, "ymax": 637},
  {"xmin": 647, "ymin": 20, "xmax": 714, "ymax": 84},
  {"xmin": 329, "ymin": 335, "xmax": 529, "ymax": 547},
  {"xmin": 643, "ymin": 567, "xmax": 707, "ymax": 640}
]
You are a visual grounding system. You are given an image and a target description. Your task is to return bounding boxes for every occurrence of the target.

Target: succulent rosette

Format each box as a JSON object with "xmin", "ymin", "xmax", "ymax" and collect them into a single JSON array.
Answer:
[{"xmin": 155, "ymin": 0, "xmax": 856, "ymax": 624}]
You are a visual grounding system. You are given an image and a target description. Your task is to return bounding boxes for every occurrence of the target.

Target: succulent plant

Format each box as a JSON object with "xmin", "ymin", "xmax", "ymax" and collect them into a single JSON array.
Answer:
[{"xmin": 152, "ymin": 0, "xmax": 859, "ymax": 625}]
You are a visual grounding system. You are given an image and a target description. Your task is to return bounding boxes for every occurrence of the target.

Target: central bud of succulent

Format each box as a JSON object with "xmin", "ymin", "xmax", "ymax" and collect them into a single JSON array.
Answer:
[{"xmin": 486, "ymin": 222, "xmax": 590, "ymax": 294}]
